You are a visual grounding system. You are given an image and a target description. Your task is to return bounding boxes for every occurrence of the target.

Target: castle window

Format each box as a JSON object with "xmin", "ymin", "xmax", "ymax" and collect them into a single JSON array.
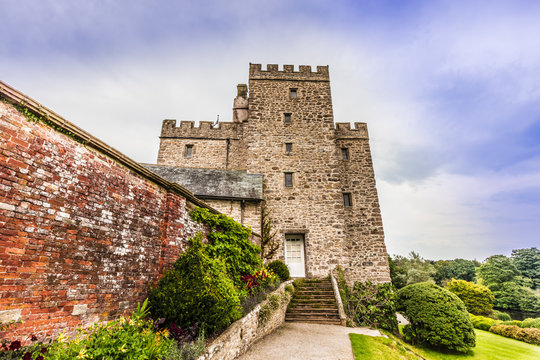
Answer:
[
  {"xmin": 285, "ymin": 143, "xmax": 293, "ymax": 153},
  {"xmin": 184, "ymin": 144, "xmax": 194, "ymax": 158},
  {"xmin": 343, "ymin": 193, "xmax": 352, "ymax": 207},
  {"xmin": 285, "ymin": 172, "xmax": 293, "ymax": 187},
  {"xmin": 284, "ymin": 113, "xmax": 292, "ymax": 124},
  {"xmin": 341, "ymin": 148, "xmax": 349, "ymax": 160},
  {"xmin": 290, "ymin": 88, "xmax": 297, "ymax": 99}
]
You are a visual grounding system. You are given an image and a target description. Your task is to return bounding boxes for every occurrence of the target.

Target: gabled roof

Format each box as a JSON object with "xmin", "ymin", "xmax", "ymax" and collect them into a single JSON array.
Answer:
[{"xmin": 142, "ymin": 165, "xmax": 264, "ymax": 201}]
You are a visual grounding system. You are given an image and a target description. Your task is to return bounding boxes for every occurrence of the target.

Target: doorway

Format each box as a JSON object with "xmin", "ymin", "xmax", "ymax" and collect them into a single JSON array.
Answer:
[{"xmin": 285, "ymin": 234, "xmax": 306, "ymax": 277}]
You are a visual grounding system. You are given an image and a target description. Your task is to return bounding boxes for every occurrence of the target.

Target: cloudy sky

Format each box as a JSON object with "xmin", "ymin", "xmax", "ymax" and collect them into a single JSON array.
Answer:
[{"xmin": 2, "ymin": 0, "xmax": 539, "ymax": 261}]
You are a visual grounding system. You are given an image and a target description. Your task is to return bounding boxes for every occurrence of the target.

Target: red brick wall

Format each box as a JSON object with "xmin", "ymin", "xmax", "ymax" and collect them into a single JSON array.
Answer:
[{"xmin": 0, "ymin": 100, "xmax": 207, "ymax": 341}]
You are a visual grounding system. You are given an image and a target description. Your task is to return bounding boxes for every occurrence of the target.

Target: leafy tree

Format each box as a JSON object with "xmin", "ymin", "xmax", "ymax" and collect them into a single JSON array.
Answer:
[
  {"xmin": 445, "ymin": 279, "xmax": 494, "ymax": 315},
  {"xmin": 388, "ymin": 255, "xmax": 407, "ymax": 289},
  {"xmin": 434, "ymin": 259, "xmax": 476, "ymax": 285},
  {"xmin": 396, "ymin": 282, "xmax": 476, "ymax": 353},
  {"xmin": 391, "ymin": 252, "xmax": 436, "ymax": 288},
  {"xmin": 477, "ymin": 255, "xmax": 520, "ymax": 286},
  {"xmin": 511, "ymin": 248, "xmax": 540, "ymax": 289}
]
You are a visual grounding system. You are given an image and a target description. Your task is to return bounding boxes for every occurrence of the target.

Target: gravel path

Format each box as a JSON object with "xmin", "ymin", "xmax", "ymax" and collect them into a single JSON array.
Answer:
[{"xmin": 236, "ymin": 322, "xmax": 383, "ymax": 360}]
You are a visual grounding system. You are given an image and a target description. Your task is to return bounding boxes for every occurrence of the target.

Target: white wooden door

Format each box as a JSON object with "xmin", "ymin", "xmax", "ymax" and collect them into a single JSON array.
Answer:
[{"xmin": 285, "ymin": 235, "xmax": 305, "ymax": 277}]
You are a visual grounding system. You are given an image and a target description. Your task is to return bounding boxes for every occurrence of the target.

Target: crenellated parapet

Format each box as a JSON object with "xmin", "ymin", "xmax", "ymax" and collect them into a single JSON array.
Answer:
[
  {"xmin": 334, "ymin": 122, "xmax": 369, "ymax": 139},
  {"xmin": 249, "ymin": 63, "xmax": 329, "ymax": 81},
  {"xmin": 160, "ymin": 119, "xmax": 243, "ymax": 139}
]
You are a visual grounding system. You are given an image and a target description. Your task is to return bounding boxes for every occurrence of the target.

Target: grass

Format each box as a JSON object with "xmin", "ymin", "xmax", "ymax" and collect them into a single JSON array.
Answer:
[{"xmin": 350, "ymin": 329, "xmax": 540, "ymax": 360}]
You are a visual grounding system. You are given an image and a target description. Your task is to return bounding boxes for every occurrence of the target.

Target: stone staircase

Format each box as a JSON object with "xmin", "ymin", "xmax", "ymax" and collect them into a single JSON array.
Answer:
[{"xmin": 285, "ymin": 278, "xmax": 341, "ymax": 325}]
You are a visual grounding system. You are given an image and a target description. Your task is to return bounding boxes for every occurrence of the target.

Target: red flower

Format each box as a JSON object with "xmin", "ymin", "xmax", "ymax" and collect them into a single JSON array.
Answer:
[
  {"xmin": 30, "ymin": 334, "xmax": 38, "ymax": 342},
  {"xmin": 36, "ymin": 356, "xmax": 44, "ymax": 360},
  {"xmin": 23, "ymin": 352, "xmax": 32, "ymax": 360},
  {"xmin": 8, "ymin": 340, "xmax": 21, "ymax": 351},
  {"xmin": 41, "ymin": 347, "xmax": 47, "ymax": 353}
]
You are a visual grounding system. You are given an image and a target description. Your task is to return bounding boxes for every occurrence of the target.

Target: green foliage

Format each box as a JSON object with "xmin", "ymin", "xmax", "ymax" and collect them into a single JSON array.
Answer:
[
  {"xmin": 389, "ymin": 252, "xmax": 436, "ymax": 289},
  {"xmin": 470, "ymin": 314, "xmax": 499, "ymax": 331},
  {"xmin": 489, "ymin": 324, "xmax": 540, "ymax": 346},
  {"xmin": 165, "ymin": 331, "xmax": 206, "ymax": 360},
  {"xmin": 521, "ymin": 318, "xmax": 540, "ymax": 330},
  {"xmin": 149, "ymin": 234, "xmax": 241, "ymax": 334},
  {"xmin": 337, "ymin": 268, "xmax": 397, "ymax": 332},
  {"xmin": 478, "ymin": 255, "xmax": 520, "ymax": 285},
  {"xmin": 433, "ymin": 259, "xmax": 476, "ymax": 285},
  {"xmin": 190, "ymin": 207, "xmax": 262, "ymax": 286},
  {"xmin": 490, "ymin": 310, "xmax": 511, "ymax": 321},
  {"xmin": 285, "ymin": 284, "xmax": 294, "ymax": 294},
  {"xmin": 396, "ymin": 282, "xmax": 476, "ymax": 353},
  {"xmin": 490, "ymin": 282, "xmax": 540, "ymax": 312},
  {"xmin": 258, "ymin": 294, "xmax": 282, "ymax": 326},
  {"xmin": 267, "ymin": 260, "xmax": 290, "ymax": 281},
  {"xmin": 388, "ymin": 255, "xmax": 407, "ymax": 289},
  {"xmin": 44, "ymin": 300, "xmax": 173, "ymax": 359},
  {"xmin": 511, "ymin": 248, "xmax": 540, "ymax": 289},
  {"xmin": 445, "ymin": 279, "xmax": 494, "ymax": 315}
]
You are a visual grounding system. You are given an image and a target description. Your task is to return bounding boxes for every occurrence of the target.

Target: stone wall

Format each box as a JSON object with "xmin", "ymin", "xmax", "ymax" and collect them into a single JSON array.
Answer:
[
  {"xmin": 0, "ymin": 94, "xmax": 211, "ymax": 341},
  {"xmin": 157, "ymin": 120, "xmax": 247, "ymax": 170},
  {"xmin": 204, "ymin": 199, "xmax": 261, "ymax": 234},
  {"xmin": 156, "ymin": 63, "xmax": 391, "ymax": 284},
  {"xmin": 199, "ymin": 280, "xmax": 294, "ymax": 360}
]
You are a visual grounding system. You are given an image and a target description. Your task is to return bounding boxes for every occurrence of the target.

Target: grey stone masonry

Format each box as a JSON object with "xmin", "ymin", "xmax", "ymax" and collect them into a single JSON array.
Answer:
[{"xmin": 155, "ymin": 63, "xmax": 390, "ymax": 284}]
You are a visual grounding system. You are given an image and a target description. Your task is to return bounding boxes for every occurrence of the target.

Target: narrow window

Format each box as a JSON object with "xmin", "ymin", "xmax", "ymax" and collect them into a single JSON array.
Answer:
[
  {"xmin": 290, "ymin": 88, "xmax": 297, "ymax": 99},
  {"xmin": 284, "ymin": 113, "xmax": 292, "ymax": 124},
  {"xmin": 285, "ymin": 172, "xmax": 293, "ymax": 188},
  {"xmin": 341, "ymin": 148, "xmax": 349, "ymax": 160},
  {"xmin": 184, "ymin": 144, "xmax": 194, "ymax": 158},
  {"xmin": 343, "ymin": 193, "xmax": 352, "ymax": 207},
  {"xmin": 285, "ymin": 143, "xmax": 293, "ymax": 153}
]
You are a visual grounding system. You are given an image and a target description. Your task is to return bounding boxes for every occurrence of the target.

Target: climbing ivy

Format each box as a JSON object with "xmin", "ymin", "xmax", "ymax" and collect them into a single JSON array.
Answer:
[
  {"xmin": 11, "ymin": 100, "xmax": 88, "ymax": 145},
  {"xmin": 190, "ymin": 207, "xmax": 262, "ymax": 287}
]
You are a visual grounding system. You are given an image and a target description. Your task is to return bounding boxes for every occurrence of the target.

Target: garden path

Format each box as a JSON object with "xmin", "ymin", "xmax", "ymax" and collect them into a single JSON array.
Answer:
[{"xmin": 236, "ymin": 322, "xmax": 382, "ymax": 360}]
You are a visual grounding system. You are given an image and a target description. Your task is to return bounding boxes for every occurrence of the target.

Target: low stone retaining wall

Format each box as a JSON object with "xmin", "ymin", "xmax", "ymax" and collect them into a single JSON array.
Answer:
[{"xmin": 199, "ymin": 280, "xmax": 294, "ymax": 360}]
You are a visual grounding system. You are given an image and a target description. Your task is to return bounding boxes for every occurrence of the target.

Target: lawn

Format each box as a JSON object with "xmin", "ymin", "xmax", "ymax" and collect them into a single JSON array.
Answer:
[{"xmin": 350, "ymin": 329, "xmax": 540, "ymax": 360}]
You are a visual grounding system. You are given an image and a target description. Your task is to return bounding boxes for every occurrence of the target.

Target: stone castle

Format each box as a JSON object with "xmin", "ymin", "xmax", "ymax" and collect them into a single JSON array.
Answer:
[{"xmin": 146, "ymin": 64, "xmax": 390, "ymax": 282}]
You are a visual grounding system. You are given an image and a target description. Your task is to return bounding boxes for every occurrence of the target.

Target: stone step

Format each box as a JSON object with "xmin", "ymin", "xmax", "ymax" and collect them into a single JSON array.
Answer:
[
  {"xmin": 295, "ymin": 290, "xmax": 334, "ymax": 294},
  {"xmin": 285, "ymin": 316, "xmax": 341, "ymax": 325},
  {"xmin": 287, "ymin": 308, "xmax": 339, "ymax": 315}
]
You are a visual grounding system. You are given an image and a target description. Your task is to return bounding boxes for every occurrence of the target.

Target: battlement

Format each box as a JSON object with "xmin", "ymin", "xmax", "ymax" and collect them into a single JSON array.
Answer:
[
  {"xmin": 249, "ymin": 63, "xmax": 329, "ymax": 81},
  {"xmin": 334, "ymin": 122, "xmax": 369, "ymax": 139},
  {"xmin": 160, "ymin": 119, "xmax": 242, "ymax": 139}
]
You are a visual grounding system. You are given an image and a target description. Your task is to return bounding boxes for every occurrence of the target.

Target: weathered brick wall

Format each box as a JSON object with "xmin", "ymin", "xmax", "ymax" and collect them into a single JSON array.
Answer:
[{"xmin": 0, "ymin": 99, "xmax": 207, "ymax": 341}]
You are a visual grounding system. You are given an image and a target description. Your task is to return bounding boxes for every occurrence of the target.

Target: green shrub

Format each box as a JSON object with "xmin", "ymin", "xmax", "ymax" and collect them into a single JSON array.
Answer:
[
  {"xmin": 285, "ymin": 284, "xmax": 294, "ymax": 294},
  {"xmin": 490, "ymin": 309, "xmax": 511, "ymax": 321},
  {"xmin": 469, "ymin": 314, "xmax": 498, "ymax": 331},
  {"xmin": 489, "ymin": 324, "xmax": 540, "ymax": 345},
  {"xmin": 149, "ymin": 234, "xmax": 241, "ymax": 334},
  {"xmin": 44, "ymin": 299, "xmax": 173, "ymax": 359},
  {"xmin": 521, "ymin": 317, "xmax": 540, "ymax": 329},
  {"xmin": 341, "ymin": 278, "xmax": 398, "ymax": 332},
  {"xmin": 445, "ymin": 279, "xmax": 495, "ymax": 315},
  {"xmin": 190, "ymin": 207, "xmax": 262, "ymax": 287},
  {"xmin": 267, "ymin": 260, "xmax": 290, "ymax": 281},
  {"xmin": 396, "ymin": 282, "xmax": 476, "ymax": 353}
]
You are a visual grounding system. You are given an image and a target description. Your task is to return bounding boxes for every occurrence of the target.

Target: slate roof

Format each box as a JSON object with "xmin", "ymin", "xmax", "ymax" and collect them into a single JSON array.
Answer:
[{"xmin": 142, "ymin": 164, "xmax": 264, "ymax": 201}]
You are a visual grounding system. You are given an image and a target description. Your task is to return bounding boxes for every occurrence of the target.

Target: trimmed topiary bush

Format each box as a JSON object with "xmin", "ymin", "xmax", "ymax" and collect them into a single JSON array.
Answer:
[
  {"xmin": 149, "ymin": 234, "xmax": 242, "ymax": 334},
  {"xmin": 470, "ymin": 314, "xmax": 498, "ymax": 331},
  {"xmin": 490, "ymin": 309, "xmax": 511, "ymax": 321},
  {"xmin": 267, "ymin": 260, "xmax": 290, "ymax": 281},
  {"xmin": 396, "ymin": 282, "xmax": 476, "ymax": 353},
  {"xmin": 445, "ymin": 279, "xmax": 495, "ymax": 315}
]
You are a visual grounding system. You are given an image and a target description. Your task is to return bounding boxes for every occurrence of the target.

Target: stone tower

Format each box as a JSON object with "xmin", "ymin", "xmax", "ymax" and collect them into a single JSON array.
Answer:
[{"xmin": 154, "ymin": 64, "xmax": 390, "ymax": 283}]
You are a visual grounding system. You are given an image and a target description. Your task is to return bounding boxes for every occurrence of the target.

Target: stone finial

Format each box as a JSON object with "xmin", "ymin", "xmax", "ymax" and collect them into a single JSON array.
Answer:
[{"xmin": 237, "ymin": 84, "xmax": 248, "ymax": 98}]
